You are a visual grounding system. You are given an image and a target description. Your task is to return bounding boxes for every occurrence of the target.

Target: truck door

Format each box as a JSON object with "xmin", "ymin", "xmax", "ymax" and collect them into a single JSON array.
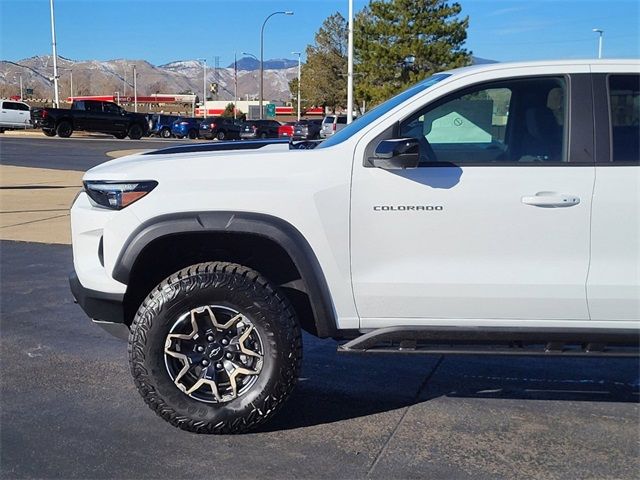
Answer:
[
  {"xmin": 587, "ymin": 69, "xmax": 640, "ymax": 322},
  {"xmin": 1, "ymin": 102, "xmax": 22, "ymax": 127},
  {"xmin": 101, "ymin": 102, "xmax": 127, "ymax": 133},
  {"xmin": 350, "ymin": 72, "xmax": 596, "ymax": 327}
]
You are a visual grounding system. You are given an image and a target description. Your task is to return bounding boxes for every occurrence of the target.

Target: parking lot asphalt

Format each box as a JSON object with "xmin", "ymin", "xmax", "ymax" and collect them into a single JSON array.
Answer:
[
  {"xmin": 1, "ymin": 240, "xmax": 638, "ymax": 479},
  {"xmin": 0, "ymin": 135, "xmax": 186, "ymax": 171}
]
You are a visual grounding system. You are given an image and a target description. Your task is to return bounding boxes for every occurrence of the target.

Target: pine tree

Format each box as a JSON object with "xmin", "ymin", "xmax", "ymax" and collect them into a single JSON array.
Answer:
[
  {"xmin": 355, "ymin": 0, "xmax": 471, "ymax": 106},
  {"xmin": 289, "ymin": 12, "xmax": 348, "ymax": 112}
]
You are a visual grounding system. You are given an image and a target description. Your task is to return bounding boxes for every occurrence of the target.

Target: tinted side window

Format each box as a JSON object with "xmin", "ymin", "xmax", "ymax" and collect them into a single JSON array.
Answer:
[
  {"xmin": 3, "ymin": 102, "xmax": 18, "ymax": 110},
  {"xmin": 400, "ymin": 77, "xmax": 567, "ymax": 165},
  {"xmin": 103, "ymin": 102, "xmax": 121, "ymax": 114},
  {"xmin": 14, "ymin": 102, "xmax": 30, "ymax": 111},
  {"xmin": 337, "ymin": 117, "xmax": 347, "ymax": 124},
  {"xmin": 85, "ymin": 101, "xmax": 102, "ymax": 112},
  {"xmin": 609, "ymin": 74, "xmax": 639, "ymax": 164}
]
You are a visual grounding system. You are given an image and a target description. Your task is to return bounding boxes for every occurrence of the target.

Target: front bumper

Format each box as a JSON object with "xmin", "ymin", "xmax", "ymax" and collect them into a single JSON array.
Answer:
[{"xmin": 69, "ymin": 271, "xmax": 126, "ymax": 328}]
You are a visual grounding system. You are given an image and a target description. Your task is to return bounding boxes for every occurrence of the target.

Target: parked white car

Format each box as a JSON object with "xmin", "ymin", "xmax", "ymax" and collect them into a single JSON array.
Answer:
[
  {"xmin": 320, "ymin": 114, "xmax": 348, "ymax": 137},
  {"xmin": 0, "ymin": 99, "xmax": 32, "ymax": 132},
  {"xmin": 70, "ymin": 59, "xmax": 639, "ymax": 434}
]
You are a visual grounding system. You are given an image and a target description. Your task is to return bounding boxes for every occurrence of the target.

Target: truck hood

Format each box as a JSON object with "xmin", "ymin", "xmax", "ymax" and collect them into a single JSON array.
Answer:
[{"xmin": 84, "ymin": 140, "xmax": 293, "ymax": 180}]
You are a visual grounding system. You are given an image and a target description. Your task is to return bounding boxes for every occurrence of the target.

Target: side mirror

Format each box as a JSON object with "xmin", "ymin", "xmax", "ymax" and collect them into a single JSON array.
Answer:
[{"xmin": 369, "ymin": 138, "xmax": 420, "ymax": 169}]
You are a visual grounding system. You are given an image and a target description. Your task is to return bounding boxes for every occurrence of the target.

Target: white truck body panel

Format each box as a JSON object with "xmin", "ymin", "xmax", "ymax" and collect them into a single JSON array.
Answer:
[{"xmin": 71, "ymin": 60, "xmax": 640, "ymax": 333}]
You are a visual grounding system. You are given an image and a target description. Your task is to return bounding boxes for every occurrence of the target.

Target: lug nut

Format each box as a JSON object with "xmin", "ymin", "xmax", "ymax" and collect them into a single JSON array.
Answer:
[
  {"xmin": 201, "ymin": 359, "xmax": 209, "ymax": 366},
  {"xmin": 207, "ymin": 335, "xmax": 215, "ymax": 342},
  {"xmin": 197, "ymin": 346, "xmax": 205, "ymax": 352},
  {"xmin": 225, "ymin": 353, "xmax": 233, "ymax": 359},
  {"xmin": 221, "ymin": 339, "xmax": 229, "ymax": 346},
  {"xmin": 216, "ymin": 363, "xmax": 222, "ymax": 369}
]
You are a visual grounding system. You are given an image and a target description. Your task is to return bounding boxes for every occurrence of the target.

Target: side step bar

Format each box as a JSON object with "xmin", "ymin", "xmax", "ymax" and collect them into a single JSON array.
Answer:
[{"xmin": 337, "ymin": 326, "xmax": 640, "ymax": 357}]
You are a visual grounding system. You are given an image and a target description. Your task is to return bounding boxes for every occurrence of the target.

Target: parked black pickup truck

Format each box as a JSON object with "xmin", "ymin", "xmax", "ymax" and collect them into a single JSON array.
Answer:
[{"xmin": 32, "ymin": 100, "xmax": 149, "ymax": 139}]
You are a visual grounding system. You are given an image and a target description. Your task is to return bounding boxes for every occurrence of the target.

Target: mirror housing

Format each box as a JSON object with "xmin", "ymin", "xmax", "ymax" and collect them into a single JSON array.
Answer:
[{"xmin": 369, "ymin": 138, "xmax": 420, "ymax": 169}]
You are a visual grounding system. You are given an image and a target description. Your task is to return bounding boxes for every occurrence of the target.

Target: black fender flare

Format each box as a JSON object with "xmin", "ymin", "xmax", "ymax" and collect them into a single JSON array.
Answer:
[{"xmin": 113, "ymin": 211, "xmax": 339, "ymax": 338}]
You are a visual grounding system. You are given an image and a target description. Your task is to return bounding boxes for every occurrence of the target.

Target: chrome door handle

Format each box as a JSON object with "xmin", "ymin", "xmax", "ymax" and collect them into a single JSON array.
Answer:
[{"xmin": 521, "ymin": 192, "xmax": 580, "ymax": 208}]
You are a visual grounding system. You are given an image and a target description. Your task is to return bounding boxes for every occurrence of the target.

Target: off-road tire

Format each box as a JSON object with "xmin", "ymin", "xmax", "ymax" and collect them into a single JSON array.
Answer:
[
  {"xmin": 113, "ymin": 132, "xmax": 127, "ymax": 139},
  {"xmin": 160, "ymin": 127, "xmax": 171, "ymax": 138},
  {"xmin": 216, "ymin": 130, "xmax": 226, "ymax": 141},
  {"xmin": 128, "ymin": 261, "xmax": 302, "ymax": 434},
  {"xmin": 56, "ymin": 121, "xmax": 73, "ymax": 138},
  {"xmin": 42, "ymin": 129, "xmax": 56, "ymax": 136},
  {"xmin": 128, "ymin": 124, "xmax": 143, "ymax": 140}
]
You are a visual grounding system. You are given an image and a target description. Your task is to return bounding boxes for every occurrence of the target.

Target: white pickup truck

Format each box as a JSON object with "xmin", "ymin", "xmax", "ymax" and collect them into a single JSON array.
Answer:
[
  {"xmin": 0, "ymin": 99, "xmax": 32, "ymax": 132},
  {"xmin": 70, "ymin": 60, "xmax": 639, "ymax": 433}
]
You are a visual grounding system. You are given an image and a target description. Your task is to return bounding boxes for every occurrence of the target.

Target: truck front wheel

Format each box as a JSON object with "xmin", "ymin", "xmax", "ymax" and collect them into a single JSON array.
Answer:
[
  {"xmin": 56, "ymin": 121, "xmax": 73, "ymax": 138},
  {"xmin": 128, "ymin": 262, "xmax": 302, "ymax": 434},
  {"xmin": 42, "ymin": 129, "xmax": 56, "ymax": 137}
]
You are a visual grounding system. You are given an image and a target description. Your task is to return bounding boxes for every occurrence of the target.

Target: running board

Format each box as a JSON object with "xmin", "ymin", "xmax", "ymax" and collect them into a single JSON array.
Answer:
[{"xmin": 337, "ymin": 326, "xmax": 640, "ymax": 357}]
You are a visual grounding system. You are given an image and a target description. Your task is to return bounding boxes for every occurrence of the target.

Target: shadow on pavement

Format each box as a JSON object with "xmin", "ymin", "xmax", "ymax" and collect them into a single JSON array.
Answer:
[{"xmin": 260, "ymin": 335, "xmax": 639, "ymax": 432}]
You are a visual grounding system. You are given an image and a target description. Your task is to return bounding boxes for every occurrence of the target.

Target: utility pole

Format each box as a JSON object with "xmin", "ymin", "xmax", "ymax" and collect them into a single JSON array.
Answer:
[
  {"xmin": 49, "ymin": 0, "xmax": 60, "ymax": 107},
  {"xmin": 69, "ymin": 70, "xmax": 73, "ymax": 100},
  {"xmin": 19, "ymin": 75, "xmax": 23, "ymax": 100},
  {"xmin": 123, "ymin": 66, "xmax": 127, "ymax": 96},
  {"xmin": 133, "ymin": 64, "xmax": 137, "ymax": 112},
  {"xmin": 347, "ymin": 0, "xmax": 354, "ymax": 123},
  {"xmin": 292, "ymin": 51, "xmax": 301, "ymax": 121}
]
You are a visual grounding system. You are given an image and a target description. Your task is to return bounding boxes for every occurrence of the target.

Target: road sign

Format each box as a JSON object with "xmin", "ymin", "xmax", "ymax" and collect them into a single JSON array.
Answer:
[
  {"xmin": 25, "ymin": 88, "xmax": 34, "ymax": 95},
  {"xmin": 266, "ymin": 103, "xmax": 276, "ymax": 118}
]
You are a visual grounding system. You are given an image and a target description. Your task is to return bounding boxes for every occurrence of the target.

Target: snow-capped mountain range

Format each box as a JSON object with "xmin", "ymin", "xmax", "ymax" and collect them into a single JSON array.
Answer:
[{"xmin": 0, "ymin": 55, "xmax": 298, "ymax": 102}]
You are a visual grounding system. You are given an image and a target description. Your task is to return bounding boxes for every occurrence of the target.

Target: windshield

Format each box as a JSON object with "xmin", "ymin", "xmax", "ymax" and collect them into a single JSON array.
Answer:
[{"xmin": 317, "ymin": 73, "xmax": 450, "ymax": 149}]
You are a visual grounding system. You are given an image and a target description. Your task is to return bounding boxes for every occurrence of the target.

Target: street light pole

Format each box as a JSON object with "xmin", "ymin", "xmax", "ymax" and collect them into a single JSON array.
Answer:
[
  {"xmin": 592, "ymin": 28, "xmax": 604, "ymax": 59},
  {"xmin": 197, "ymin": 58, "xmax": 207, "ymax": 117},
  {"xmin": 242, "ymin": 52, "xmax": 259, "ymax": 102},
  {"xmin": 292, "ymin": 51, "xmax": 301, "ymax": 121},
  {"xmin": 133, "ymin": 64, "xmax": 137, "ymax": 112},
  {"xmin": 260, "ymin": 11, "xmax": 294, "ymax": 119},
  {"xmin": 48, "ymin": 0, "xmax": 60, "ymax": 107},
  {"xmin": 234, "ymin": 51, "xmax": 238, "ymax": 119},
  {"xmin": 347, "ymin": 0, "xmax": 354, "ymax": 124}
]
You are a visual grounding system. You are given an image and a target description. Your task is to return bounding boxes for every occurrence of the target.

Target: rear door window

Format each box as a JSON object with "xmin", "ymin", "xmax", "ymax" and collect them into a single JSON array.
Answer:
[{"xmin": 609, "ymin": 74, "xmax": 639, "ymax": 164}]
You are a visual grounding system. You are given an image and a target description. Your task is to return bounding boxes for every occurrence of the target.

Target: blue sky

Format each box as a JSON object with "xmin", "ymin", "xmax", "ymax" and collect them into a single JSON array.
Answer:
[{"xmin": 0, "ymin": 0, "xmax": 638, "ymax": 65}]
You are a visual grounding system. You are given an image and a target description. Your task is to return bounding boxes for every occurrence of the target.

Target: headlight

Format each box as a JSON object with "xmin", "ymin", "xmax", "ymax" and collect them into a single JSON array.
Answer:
[{"xmin": 84, "ymin": 181, "xmax": 158, "ymax": 210}]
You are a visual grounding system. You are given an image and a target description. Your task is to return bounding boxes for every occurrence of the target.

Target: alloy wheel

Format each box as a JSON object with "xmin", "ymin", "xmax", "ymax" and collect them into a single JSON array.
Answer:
[{"xmin": 164, "ymin": 305, "xmax": 264, "ymax": 403}]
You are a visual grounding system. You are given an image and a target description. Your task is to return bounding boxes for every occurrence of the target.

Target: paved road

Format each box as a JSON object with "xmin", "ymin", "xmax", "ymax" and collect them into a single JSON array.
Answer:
[
  {"xmin": 0, "ymin": 136, "xmax": 189, "ymax": 171},
  {"xmin": 1, "ymin": 240, "xmax": 638, "ymax": 479}
]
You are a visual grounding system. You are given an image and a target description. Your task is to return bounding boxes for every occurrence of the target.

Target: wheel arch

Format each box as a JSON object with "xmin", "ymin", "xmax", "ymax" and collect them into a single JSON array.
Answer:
[
  {"xmin": 56, "ymin": 116, "xmax": 74, "ymax": 127},
  {"xmin": 113, "ymin": 211, "xmax": 339, "ymax": 338}
]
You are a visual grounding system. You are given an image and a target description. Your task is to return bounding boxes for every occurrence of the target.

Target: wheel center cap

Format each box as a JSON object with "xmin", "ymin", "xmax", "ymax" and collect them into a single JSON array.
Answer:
[{"xmin": 206, "ymin": 343, "xmax": 224, "ymax": 361}]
